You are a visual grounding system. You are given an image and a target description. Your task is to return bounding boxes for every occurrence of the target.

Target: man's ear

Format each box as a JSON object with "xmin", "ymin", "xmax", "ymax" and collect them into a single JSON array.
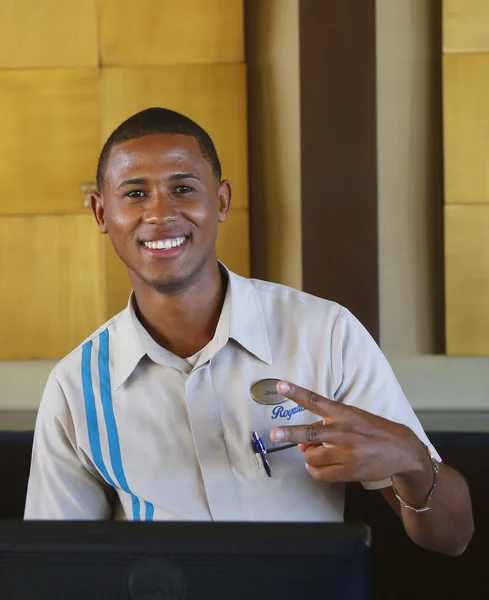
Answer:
[
  {"xmin": 217, "ymin": 179, "xmax": 232, "ymax": 223},
  {"xmin": 91, "ymin": 192, "xmax": 108, "ymax": 234}
]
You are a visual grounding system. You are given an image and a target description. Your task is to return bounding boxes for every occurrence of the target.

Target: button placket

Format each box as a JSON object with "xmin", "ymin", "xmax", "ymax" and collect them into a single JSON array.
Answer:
[{"xmin": 184, "ymin": 367, "xmax": 242, "ymax": 520}]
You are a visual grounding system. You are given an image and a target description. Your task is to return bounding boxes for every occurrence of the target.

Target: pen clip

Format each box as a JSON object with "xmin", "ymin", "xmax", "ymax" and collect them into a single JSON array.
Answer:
[{"xmin": 251, "ymin": 431, "xmax": 272, "ymax": 478}]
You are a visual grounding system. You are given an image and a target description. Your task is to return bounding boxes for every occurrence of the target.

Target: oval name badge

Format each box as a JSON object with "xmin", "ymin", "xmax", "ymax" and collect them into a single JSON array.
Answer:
[{"xmin": 250, "ymin": 378, "xmax": 288, "ymax": 406}]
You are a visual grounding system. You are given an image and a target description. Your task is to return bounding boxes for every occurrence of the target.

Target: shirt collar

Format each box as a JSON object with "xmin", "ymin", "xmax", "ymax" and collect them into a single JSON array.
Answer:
[
  {"xmin": 112, "ymin": 295, "xmax": 147, "ymax": 390},
  {"xmin": 112, "ymin": 263, "xmax": 272, "ymax": 389},
  {"xmin": 224, "ymin": 265, "xmax": 272, "ymax": 365}
]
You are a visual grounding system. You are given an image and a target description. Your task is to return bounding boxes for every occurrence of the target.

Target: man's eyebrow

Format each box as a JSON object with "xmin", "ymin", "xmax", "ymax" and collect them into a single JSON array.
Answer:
[
  {"xmin": 117, "ymin": 177, "xmax": 148, "ymax": 189},
  {"xmin": 116, "ymin": 173, "xmax": 200, "ymax": 189},
  {"xmin": 167, "ymin": 172, "xmax": 200, "ymax": 181}
]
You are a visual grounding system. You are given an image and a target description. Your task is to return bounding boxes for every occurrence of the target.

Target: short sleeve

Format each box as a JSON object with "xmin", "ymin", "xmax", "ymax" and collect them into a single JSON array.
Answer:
[
  {"xmin": 331, "ymin": 307, "xmax": 441, "ymax": 490},
  {"xmin": 24, "ymin": 369, "xmax": 114, "ymax": 519}
]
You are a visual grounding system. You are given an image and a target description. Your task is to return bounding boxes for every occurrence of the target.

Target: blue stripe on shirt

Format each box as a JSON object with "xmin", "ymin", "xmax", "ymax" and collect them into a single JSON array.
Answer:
[
  {"xmin": 81, "ymin": 341, "xmax": 117, "ymax": 488},
  {"xmin": 98, "ymin": 328, "xmax": 154, "ymax": 521}
]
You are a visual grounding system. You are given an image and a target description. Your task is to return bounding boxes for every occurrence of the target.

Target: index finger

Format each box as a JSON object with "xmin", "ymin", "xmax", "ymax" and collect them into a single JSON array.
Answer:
[{"xmin": 276, "ymin": 381, "xmax": 338, "ymax": 418}]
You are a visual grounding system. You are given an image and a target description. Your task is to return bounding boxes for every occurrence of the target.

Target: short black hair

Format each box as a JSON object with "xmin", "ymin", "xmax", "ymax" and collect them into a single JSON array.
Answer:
[{"xmin": 96, "ymin": 107, "xmax": 222, "ymax": 191}]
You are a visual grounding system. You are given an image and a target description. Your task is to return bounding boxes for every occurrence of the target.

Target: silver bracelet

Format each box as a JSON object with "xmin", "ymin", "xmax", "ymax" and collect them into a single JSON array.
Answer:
[{"xmin": 390, "ymin": 445, "xmax": 440, "ymax": 513}]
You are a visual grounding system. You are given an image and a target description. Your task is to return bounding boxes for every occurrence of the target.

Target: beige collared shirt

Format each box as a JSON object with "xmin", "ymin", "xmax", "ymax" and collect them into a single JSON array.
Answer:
[{"xmin": 24, "ymin": 265, "xmax": 440, "ymax": 521}]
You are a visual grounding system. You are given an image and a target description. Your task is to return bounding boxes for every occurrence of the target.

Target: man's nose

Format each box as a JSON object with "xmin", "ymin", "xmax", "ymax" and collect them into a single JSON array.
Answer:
[{"xmin": 144, "ymin": 190, "xmax": 178, "ymax": 224}]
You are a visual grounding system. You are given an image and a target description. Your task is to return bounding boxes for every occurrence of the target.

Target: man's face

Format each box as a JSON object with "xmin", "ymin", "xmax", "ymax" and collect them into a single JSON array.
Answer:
[{"xmin": 93, "ymin": 133, "xmax": 231, "ymax": 293}]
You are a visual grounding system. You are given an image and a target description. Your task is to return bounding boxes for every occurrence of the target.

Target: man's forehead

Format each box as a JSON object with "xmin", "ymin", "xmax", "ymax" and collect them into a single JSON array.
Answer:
[{"xmin": 106, "ymin": 134, "xmax": 207, "ymax": 179}]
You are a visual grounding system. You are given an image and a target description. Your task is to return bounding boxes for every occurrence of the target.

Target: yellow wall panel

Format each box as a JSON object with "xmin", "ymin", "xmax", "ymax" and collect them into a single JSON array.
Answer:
[
  {"xmin": 0, "ymin": 69, "xmax": 100, "ymax": 215},
  {"xmin": 0, "ymin": 0, "xmax": 248, "ymax": 361},
  {"xmin": 0, "ymin": 0, "xmax": 98, "ymax": 68},
  {"xmin": 0, "ymin": 215, "xmax": 104, "ymax": 359},
  {"xmin": 443, "ymin": 0, "xmax": 489, "ymax": 53},
  {"xmin": 247, "ymin": 0, "xmax": 302, "ymax": 289},
  {"xmin": 445, "ymin": 205, "xmax": 489, "ymax": 355},
  {"xmin": 216, "ymin": 209, "xmax": 249, "ymax": 277},
  {"xmin": 100, "ymin": 0, "xmax": 243, "ymax": 66},
  {"xmin": 100, "ymin": 65, "xmax": 248, "ymax": 210},
  {"xmin": 104, "ymin": 236, "xmax": 132, "ymax": 319},
  {"xmin": 443, "ymin": 54, "xmax": 489, "ymax": 204}
]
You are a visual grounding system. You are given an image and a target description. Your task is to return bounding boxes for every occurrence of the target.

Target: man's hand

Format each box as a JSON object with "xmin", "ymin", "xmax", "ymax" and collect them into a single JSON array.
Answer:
[
  {"xmin": 270, "ymin": 380, "xmax": 474, "ymax": 556},
  {"xmin": 269, "ymin": 380, "xmax": 432, "ymax": 485}
]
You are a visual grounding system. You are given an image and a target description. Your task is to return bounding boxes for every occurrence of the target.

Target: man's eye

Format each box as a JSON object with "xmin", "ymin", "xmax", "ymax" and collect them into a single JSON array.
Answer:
[
  {"xmin": 126, "ymin": 190, "xmax": 146, "ymax": 198},
  {"xmin": 175, "ymin": 185, "xmax": 193, "ymax": 193}
]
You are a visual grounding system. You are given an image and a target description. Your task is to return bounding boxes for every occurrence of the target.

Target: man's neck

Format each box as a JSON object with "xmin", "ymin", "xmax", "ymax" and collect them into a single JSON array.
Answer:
[{"xmin": 132, "ymin": 263, "xmax": 227, "ymax": 358}]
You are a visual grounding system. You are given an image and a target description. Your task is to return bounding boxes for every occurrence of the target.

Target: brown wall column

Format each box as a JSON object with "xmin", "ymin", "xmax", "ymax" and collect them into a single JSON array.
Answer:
[
  {"xmin": 299, "ymin": 0, "xmax": 378, "ymax": 339},
  {"xmin": 246, "ymin": 0, "xmax": 378, "ymax": 339}
]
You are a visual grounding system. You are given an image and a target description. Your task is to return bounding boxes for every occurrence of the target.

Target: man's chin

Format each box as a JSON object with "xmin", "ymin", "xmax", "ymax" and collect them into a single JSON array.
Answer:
[
  {"xmin": 145, "ymin": 275, "xmax": 189, "ymax": 295},
  {"xmin": 141, "ymin": 266, "xmax": 197, "ymax": 295},
  {"xmin": 131, "ymin": 253, "xmax": 217, "ymax": 295}
]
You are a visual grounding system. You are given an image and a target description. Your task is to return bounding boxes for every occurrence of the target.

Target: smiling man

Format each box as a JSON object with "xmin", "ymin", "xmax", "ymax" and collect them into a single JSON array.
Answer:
[{"xmin": 24, "ymin": 108, "xmax": 474, "ymax": 556}]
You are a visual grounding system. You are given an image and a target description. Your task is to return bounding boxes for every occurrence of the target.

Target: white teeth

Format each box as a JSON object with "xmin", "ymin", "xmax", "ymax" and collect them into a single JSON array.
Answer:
[{"xmin": 144, "ymin": 237, "xmax": 185, "ymax": 250}]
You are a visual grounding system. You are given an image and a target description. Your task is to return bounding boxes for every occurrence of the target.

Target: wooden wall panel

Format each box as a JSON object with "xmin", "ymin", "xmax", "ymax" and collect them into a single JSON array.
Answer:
[
  {"xmin": 0, "ymin": 69, "xmax": 100, "ymax": 215},
  {"xmin": 0, "ymin": 0, "xmax": 98, "ymax": 68},
  {"xmin": 298, "ymin": 0, "xmax": 379, "ymax": 339},
  {"xmin": 443, "ymin": 54, "xmax": 489, "ymax": 204},
  {"xmin": 443, "ymin": 0, "xmax": 489, "ymax": 354},
  {"xmin": 0, "ymin": 215, "xmax": 105, "ymax": 359},
  {"xmin": 247, "ymin": 0, "xmax": 378, "ymax": 339},
  {"xmin": 0, "ymin": 0, "xmax": 248, "ymax": 360},
  {"xmin": 100, "ymin": 0, "xmax": 244, "ymax": 66},
  {"xmin": 100, "ymin": 65, "xmax": 248, "ymax": 210},
  {"xmin": 246, "ymin": 0, "xmax": 302, "ymax": 290},
  {"xmin": 445, "ymin": 205, "xmax": 489, "ymax": 354},
  {"xmin": 104, "ymin": 237, "xmax": 132, "ymax": 319},
  {"xmin": 216, "ymin": 209, "xmax": 249, "ymax": 277},
  {"xmin": 443, "ymin": 0, "xmax": 489, "ymax": 52}
]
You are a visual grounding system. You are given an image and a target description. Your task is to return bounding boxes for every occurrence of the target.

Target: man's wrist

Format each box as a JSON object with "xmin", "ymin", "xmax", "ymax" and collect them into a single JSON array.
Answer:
[{"xmin": 391, "ymin": 444, "xmax": 439, "ymax": 511}]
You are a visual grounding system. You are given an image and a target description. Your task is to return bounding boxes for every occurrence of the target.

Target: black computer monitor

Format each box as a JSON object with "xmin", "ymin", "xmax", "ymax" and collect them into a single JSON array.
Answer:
[{"xmin": 0, "ymin": 521, "xmax": 371, "ymax": 600}]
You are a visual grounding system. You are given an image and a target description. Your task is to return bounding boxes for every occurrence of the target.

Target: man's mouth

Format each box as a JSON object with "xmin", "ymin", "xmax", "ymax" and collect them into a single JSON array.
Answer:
[{"xmin": 142, "ymin": 236, "xmax": 186, "ymax": 250}]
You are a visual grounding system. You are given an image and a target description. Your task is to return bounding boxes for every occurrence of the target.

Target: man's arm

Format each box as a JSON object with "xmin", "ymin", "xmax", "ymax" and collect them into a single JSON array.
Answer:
[
  {"xmin": 381, "ymin": 448, "xmax": 473, "ymax": 555},
  {"xmin": 270, "ymin": 381, "xmax": 474, "ymax": 556},
  {"xmin": 24, "ymin": 370, "xmax": 113, "ymax": 520}
]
